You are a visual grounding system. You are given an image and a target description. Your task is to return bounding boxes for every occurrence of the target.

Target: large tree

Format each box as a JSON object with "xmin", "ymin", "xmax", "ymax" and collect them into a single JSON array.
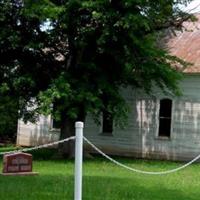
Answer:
[{"xmin": 0, "ymin": 0, "xmax": 195, "ymax": 156}]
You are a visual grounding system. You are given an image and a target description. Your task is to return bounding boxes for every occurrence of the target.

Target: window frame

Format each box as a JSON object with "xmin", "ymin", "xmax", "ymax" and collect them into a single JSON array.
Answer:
[
  {"xmin": 49, "ymin": 115, "xmax": 61, "ymax": 131},
  {"xmin": 100, "ymin": 110, "xmax": 114, "ymax": 136},
  {"xmin": 156, "ymin": 98, "xmax": 173, "ymax": 139}
]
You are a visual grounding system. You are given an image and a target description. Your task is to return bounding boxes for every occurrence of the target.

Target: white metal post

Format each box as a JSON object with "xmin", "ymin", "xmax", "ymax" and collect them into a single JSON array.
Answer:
[{"xmin": 74, "ymin": 121, "xmax": 84, "ymax": 200}]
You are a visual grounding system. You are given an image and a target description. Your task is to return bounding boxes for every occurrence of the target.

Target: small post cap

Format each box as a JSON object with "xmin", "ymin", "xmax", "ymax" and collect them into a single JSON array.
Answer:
[{"xmin": 75, "ymin": 121, "xmax": 84, "ymax": 128}]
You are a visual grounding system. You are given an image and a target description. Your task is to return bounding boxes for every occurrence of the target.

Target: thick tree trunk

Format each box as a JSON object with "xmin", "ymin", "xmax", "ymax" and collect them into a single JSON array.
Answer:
[
  {"xmin": 59, "ymin": 117, "xmax": 76, "ymax": 158},
  {"xmin": 59, "ymin": 108, "xmax": 85, "ymax": 158}
]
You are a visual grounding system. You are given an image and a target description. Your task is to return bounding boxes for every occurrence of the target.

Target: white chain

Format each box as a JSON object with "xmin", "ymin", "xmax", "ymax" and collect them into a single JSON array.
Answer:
[
  {"xmin": 0, "ymin": 136, "xmax": 75, "ymax": 155},
  {"xmin": 83, "ymin": 136, "xmax": 200, "ymax": 175},
  {"xmin": 2, "ymin": 135, "xmax": 200, "ymax": 175}
]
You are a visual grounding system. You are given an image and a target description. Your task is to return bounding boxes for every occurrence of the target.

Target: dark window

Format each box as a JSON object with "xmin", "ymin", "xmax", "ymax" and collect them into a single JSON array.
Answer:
[
  {"xmin": 102, "ymin": 110, "xmax": 113, "ymax": 134},
  {"xmin": 52, "ymin": 117, "xmax": 61, "ymax": 129},
  {"xmin": 51, "ymin": 103, "xmax": 61, "ymax": 129},
  {"xmin": 158, "ymin": 99, "xmax": 172, "ymax": 137}
]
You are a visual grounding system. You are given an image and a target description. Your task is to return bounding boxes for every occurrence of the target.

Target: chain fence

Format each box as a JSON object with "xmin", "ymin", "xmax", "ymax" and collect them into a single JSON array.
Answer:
[
  {"xmin": 83, "ymin": 136, "xmax": 200, "ymax": 175},
  {"xmin": 0, "ymin": 136, "xmax": 75, "ymax": 155},
  {"xmin": 1, "ymin": 135, "xmax": 200, "ymax": 175}
]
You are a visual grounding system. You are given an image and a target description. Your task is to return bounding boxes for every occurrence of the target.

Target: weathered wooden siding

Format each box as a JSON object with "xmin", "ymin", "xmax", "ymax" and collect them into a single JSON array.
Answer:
[
  {"xmin": 84, "ymin": 74, "xmax": 200, "ymax": 161},
  {"xmin": 17, "ymin": 115, "xmax": 60, "ymax": 147},
  {"xmin": 17, "ymin": 74, "xmax": 200, "ymax": 161}
]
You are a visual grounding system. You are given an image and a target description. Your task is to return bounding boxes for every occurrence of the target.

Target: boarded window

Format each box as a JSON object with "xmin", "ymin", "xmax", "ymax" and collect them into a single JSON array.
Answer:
[
  {"xmin": 102, "ymin": 110, "xmax": 113, "ymax": 134},
  {"xmin": 158, "ymin": 99, "xmax": 172, "ymax": 137}
]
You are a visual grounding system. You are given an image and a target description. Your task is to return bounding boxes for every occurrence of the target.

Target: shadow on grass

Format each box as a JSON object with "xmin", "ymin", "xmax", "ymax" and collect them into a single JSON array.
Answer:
[{"xmin": 0, "ymin": 173, "xmax": 198, "ymax": 200}]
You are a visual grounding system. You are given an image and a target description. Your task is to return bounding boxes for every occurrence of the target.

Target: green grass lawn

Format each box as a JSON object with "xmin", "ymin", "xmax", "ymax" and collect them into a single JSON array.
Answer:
[{"xmin": 1, "ymin": 155, "xmax": 200, "ymax": 200}]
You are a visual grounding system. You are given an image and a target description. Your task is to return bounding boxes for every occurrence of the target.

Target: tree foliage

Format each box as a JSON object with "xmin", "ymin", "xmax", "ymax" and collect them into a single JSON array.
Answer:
[
  {"xmin": 0, "ymin": 0, "xmax": 195, "ymax": 149},
  {"xmin": 0, "ymin": 95, "xmax": 18, "ymax": 139}
]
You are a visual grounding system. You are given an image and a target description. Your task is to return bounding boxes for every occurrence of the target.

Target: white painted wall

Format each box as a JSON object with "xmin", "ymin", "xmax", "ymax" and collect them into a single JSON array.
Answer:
[
  {"xmin": 17, "ymin": 74, "xmax": 200, "ymax": 161},
  {"xmin": 84, "ymin": 74, "xmax": 200, "ymax": 161},
  {"xmin": 17, "ymin": 115, "xmax": 60, "ymax": 147}
]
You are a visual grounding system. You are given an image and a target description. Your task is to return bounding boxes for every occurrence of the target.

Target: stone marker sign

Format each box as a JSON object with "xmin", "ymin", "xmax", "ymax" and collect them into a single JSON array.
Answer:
[{"xmin": 2, "ymin": 152, "xmax": 38, "ymax": 175}]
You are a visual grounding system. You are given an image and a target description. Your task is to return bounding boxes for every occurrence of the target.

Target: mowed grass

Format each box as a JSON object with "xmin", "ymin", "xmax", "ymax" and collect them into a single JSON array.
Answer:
[{"xmin": 1, "ymin": 155, "xmax": 200, "ymax": 200}]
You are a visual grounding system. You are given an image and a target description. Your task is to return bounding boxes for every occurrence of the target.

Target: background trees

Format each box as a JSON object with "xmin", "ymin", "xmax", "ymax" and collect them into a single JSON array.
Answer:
[{"xmin": 0, "ymin": 0, "xmax": 194, "ymax": 155}]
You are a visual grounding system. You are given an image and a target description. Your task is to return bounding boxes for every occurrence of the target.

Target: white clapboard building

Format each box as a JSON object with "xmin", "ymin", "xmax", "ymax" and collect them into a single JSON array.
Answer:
[{"xmin": 17, "ymin": 14, "xmax": 200, "ymax": 161}]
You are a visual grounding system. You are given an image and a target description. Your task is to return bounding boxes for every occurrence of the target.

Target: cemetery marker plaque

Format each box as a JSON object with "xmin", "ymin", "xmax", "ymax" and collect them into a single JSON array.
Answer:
[{"xmin": 2, "ymin": 152, "xmax": 38, "ymax": 176}]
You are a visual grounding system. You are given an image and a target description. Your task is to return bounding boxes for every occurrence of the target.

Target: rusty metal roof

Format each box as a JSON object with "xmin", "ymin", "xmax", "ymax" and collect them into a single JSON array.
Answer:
[{"xmin": 167, "ymin": 14, "xmax": 200, "ymax": 73}]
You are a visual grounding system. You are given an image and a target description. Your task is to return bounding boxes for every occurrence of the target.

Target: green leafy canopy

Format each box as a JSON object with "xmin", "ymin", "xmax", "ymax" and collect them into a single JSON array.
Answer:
[{"xmin": 0, "ymin": 0, "xmax": 194, "ymax": 128}]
